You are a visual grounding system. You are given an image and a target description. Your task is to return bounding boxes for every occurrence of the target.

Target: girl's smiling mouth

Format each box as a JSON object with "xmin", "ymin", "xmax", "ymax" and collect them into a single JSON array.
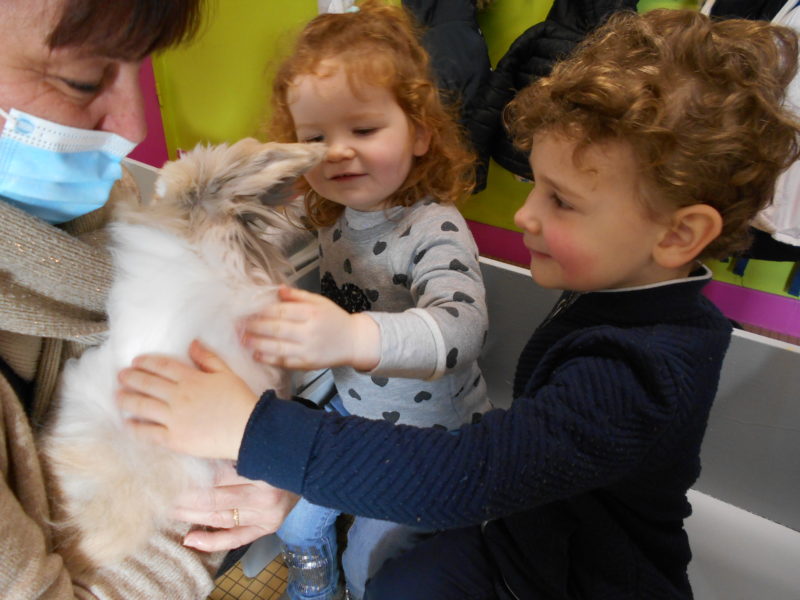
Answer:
[{"xmin": 330, "ymin": 172, "xmax": 364, "ymax": 181}]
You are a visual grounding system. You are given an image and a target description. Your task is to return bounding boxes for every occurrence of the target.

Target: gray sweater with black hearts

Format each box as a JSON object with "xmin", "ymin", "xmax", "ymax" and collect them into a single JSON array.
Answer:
[{"xmin": 319, "ymin": 200, "xmax": 491, "ymax": 429}]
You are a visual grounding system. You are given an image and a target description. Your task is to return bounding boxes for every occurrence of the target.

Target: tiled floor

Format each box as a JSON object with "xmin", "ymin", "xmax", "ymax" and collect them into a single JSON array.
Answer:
[{"xmin": 209, "ymin": 556, "xmax": 287, "ymax": 600}]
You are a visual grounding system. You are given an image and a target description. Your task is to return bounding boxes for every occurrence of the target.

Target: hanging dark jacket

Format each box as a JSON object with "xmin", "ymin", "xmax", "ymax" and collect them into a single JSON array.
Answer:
[
  {"xmin": 403, "ymin": 0, "xmax": 493, "ymax": 190},
  {"xmin": 707, "ymin": 0, "xmax": 787, "ymax": 20},
  {"xmin": 482, "ymin": 0, "xmax": 639, "ymax": 181}
]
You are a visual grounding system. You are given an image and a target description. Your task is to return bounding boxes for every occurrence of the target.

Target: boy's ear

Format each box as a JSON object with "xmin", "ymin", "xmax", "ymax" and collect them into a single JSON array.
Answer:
[
  {"xmin": 653, "ymin": 204, "xmax": 723, "ymax": 268},
  {"xmin": 413, "ymin": 124, "xmax": 432, "ymax": 157}
]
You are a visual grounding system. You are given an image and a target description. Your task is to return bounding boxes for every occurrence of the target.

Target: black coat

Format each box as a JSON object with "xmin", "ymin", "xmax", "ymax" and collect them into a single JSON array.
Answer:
[
  {"xmin": 708, "ymin": 0, "xmax": 787, "ymax": 20},
  {"xmin": 403, "ymin": 0, "xmax": 493, "ymax": 190},
  {"xmin": 405, "ymin": 0, "xmax": 638, "ymax": 189}
]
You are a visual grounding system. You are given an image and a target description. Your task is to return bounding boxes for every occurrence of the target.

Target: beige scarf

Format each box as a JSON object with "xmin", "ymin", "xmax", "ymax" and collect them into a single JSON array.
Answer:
[{"xmin": 0, "ymin": 172, "xmax": 139, "ymax": 426}]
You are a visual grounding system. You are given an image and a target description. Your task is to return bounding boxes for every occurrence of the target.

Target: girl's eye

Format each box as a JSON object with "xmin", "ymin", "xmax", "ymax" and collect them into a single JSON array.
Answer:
[
  {"xmin": 301, "ymin": 135, "xmax": 324, "ymax": 143},
  {"xmin": 354, "ymin": 128, "xmax": 377, "ymax": 136}
]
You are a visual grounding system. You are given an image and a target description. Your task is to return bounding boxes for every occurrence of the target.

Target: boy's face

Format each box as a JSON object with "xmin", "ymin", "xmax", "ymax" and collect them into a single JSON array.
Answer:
[{"xmin": 514, "ymin": 132, "xmax": 672, "ymax": 292}]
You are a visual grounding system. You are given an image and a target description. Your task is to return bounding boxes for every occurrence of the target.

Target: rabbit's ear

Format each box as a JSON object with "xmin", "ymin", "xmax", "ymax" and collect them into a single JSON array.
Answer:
[{"xmin": 220, "ymin": 139, "xmax": 326, "ymax": 201}]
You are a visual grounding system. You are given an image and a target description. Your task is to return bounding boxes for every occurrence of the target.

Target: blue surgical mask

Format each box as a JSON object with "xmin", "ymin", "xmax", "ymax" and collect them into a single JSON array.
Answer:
[{"xmin": 0, "ymin": 107, "xmax": 137, "ymax": 224}]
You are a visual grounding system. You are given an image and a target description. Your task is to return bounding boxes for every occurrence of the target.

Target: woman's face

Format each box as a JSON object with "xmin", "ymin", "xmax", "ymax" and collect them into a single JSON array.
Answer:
[{"xmin": 0, "ymin": 0, "xmax": 147, "ymax": 142}]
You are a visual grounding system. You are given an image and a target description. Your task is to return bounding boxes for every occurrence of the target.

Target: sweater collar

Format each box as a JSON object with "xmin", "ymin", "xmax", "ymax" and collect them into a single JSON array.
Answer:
[{"xmin": 565, "ymin": 264, "xmax": 715, "ymax": 326}]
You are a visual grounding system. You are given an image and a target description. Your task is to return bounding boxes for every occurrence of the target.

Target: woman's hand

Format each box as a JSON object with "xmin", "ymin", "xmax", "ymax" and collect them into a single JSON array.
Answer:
[
  {"xmin": 117, "ymin": 339, "xmax": 258, "ymax": 460},
  {"xmin": 176, "ymin": 463, "xmax": 299, "ymax": 552},
  {"xmin": 243, "ymin": 285, "xmax": 380, "ymax": 371}
]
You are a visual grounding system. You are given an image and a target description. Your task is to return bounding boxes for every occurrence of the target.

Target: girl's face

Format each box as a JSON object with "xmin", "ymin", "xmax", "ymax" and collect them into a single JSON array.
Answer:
[
  {"xmin": 288, "ymin": 60, "xmax": 430, "ymax": 212},
  {"xmin": 514, "ymin": 132, "xmax": 673, "ymax": 291}
]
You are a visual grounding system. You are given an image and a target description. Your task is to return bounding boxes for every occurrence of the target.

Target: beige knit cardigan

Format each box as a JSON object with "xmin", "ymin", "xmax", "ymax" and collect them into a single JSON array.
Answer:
[{"xmin": 0, "ymin": 173, "xmax": 220, "ymax": 599}]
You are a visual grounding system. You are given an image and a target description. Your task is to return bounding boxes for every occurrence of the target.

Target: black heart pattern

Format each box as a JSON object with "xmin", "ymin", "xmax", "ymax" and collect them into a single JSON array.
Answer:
[
  {"xmin": 383, "ymin": 411, "xmax": 400, "ymax": 423},
  {"xmin": 333, "ymin": 228, "xmax": 342, "ymax": 242},
  {"xmin": 348, "ymin": 388, "xmax": 362, "ymax": 400},
  {"xmin": 371, "ymin": 376, "xmax": 389, "ymax": 387},
  {"xmin": 413, "ymin": 249, "xmax": 427, "ymax": 264},
  {"xmin": 373, "ymin": 241, "xmax": 387, "ymax": 255},
  {"xmin": 393, "ymin": 273, "xmax": 409, "ymax": 287},
  {"xmin": 343, "ymin": 258, "xmax": 352, "ymax": 273},
  {"xmin": 321, "ymin": 272, "xmax": 373, "ymax": 313},
  {"xmin": 449, "ymin": 259, "xmax": 468, "ymax": 272},
  {"xmin": 400, "ymin": 226, "xmax": 412, "ymax": 238},
  {"xmin": 446, "ymin": 348, "xmax": 458, "ymax": 369},
  {"xmin": 444, "ymin": 307, "xmax": 459, "ymax": 317},
  {"xmin": 414, "ymin": 391, "xmax": 432, "ymax": 403},
  {"xmin": 453, "ymin": 291, "xmax": 475, "ymax": 303},
  {"xmin": 441, "ymin": 221, "xmax": 459, "ymax": 232}
]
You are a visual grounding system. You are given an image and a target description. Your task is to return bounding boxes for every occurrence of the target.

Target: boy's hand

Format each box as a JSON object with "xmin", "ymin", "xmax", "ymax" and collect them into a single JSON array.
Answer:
[
  {"xmin": 243, "ymin": 285, "xmax": 380, "ymax": 371},
  {"xmin": 116, "ymin": 340, "xmax": 257, "ymax": 460}
]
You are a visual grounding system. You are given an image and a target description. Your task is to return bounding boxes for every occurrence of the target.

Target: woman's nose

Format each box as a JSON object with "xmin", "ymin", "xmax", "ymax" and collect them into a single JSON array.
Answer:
[{"xmin": 94, "ymin": 62, "xmax": 148, "ymax": 144}]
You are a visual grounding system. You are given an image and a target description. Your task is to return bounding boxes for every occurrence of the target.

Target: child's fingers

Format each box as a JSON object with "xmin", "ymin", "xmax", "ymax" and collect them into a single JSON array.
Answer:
[
  {"xmin": 246, "ymin": 335, "xmax": 300, "ymax": 362},
  {"xmin": 244, "ymin": 312, "xmax": 308, "ymax": 343},
  {"xmin": 248, "ymin": 299, "xmax": 311, "ymax": 325},
  {"xmin": 129, "ymin": 353, "xmax": 191, "ymax": 383},
  {"xmin": 117, "ymin": 367, "xmax": 176, "ymax": 403},
  {"xmin": 277, "ymin": 284, "xmax": 317, "ymax": 303},
  {"xmin": 122, "ymin": 417, "xmax": 171, "ymax": 448},
  {"xmin": 116, "ymin": 388, "xmax": 171, "ymax": 425},
  {"xmin": 189, "ymin": 339, "xmax": 233, "ymax": 374}
]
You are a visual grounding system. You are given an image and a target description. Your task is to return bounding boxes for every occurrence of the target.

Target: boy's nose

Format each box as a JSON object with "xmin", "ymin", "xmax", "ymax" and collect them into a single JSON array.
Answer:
[{"xmin": 514, "ymin": 197, "xmax": 542, "ymax": 234}]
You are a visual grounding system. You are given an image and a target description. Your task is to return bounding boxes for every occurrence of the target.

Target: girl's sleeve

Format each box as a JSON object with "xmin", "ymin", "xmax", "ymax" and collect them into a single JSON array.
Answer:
[{"xmin": 368, "ymin": 206, "xmax": 488, "ymax": 379}]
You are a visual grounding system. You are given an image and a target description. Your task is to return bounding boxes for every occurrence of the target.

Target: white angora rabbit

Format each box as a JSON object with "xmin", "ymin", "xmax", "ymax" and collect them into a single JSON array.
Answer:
[{"xmin": 42, "ymin": 138, "xmax": 325, "ymax": 568}]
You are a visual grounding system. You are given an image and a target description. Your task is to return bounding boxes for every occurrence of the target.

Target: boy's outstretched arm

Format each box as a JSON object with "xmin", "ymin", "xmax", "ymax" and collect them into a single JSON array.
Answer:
[{"xmin": 116, "ymin": 339, "xmax": 258, "ymax": 460}]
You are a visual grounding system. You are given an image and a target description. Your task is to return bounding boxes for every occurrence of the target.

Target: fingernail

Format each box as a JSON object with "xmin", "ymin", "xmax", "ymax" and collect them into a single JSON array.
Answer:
[{"xmin": 184, "ymin": 536, "xmax": 205, "ymax": 550}]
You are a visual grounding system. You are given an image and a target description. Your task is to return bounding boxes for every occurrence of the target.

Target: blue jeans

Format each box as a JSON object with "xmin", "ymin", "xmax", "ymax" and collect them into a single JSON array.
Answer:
[{"xmin": 278, "ymin": 497, "xmax": 433, "ymax": 600}]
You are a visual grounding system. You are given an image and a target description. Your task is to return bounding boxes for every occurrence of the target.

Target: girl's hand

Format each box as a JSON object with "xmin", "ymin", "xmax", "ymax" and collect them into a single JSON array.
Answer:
[
  {"xmin": 116, "ymin": 340, "xmax": 258, "ymax": 460},
  {"xmin": 243, "ymin": 285, "xmax": 380, "ymax": 371},
  {"xmin": 175, "ymin": 463, "xmax": 300, "ymax": 552}
]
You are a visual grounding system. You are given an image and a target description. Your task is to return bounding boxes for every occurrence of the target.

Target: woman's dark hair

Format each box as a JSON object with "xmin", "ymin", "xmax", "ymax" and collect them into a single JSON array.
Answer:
[{"xmin": 48, "ymin": 0, "xmax": 205, "ymax": 59}]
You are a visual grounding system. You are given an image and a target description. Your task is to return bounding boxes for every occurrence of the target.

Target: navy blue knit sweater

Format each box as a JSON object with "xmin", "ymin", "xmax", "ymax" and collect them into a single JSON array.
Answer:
[{"xmin": 238, "ymin": 268, "xmax": 732, "ymax": 599}]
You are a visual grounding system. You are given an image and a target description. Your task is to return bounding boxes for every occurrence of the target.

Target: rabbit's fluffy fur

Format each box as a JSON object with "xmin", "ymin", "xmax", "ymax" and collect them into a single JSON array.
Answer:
[{"xmin": 42, "ymin": 138, "xmax": 325, "ymax": 568}]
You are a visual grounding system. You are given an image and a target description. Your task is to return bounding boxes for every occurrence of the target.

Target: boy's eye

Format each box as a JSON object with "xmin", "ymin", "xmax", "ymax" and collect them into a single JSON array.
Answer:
[
  {"xmin": 353, "ymin": 128, "xmax": 377, "ymax": 136},
  {"xmin": 301, "ymin": 135, "xmax": 324, "ymax": 143},
  {"xmin": 553, "ymin": 194, "xmax": 572, "ymax": 210}
]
